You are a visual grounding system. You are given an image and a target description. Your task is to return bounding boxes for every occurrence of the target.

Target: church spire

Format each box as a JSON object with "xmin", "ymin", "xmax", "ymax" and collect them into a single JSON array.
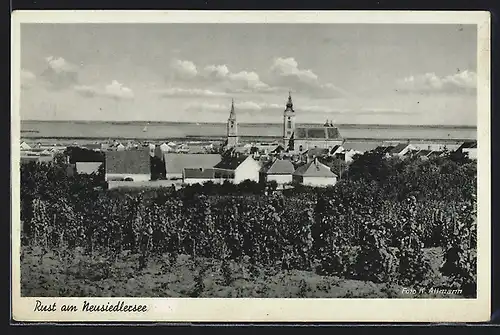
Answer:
[
  {"xmin": 229, "ymin": 98, "xmax": 236, "ymax": 119},
  {"xmin": 286, "ymin": 91, "xmax": 293, "ymax": 110}
]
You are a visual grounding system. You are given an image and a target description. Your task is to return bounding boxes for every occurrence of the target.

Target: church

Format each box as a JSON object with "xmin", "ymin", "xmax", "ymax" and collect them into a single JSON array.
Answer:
[
  {"xmin": 225, "ymin": 93, "xmax": 343, "ymax": 153},
  {"xmin": 282, "ymin": 92, "xmax": 344, "ymax": 153}
]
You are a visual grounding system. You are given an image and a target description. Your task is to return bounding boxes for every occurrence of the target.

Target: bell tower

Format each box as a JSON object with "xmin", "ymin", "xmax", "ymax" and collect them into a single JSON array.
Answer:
[
  {"xmin": 227, "ymin": 99, "xmax": 238, "ymax": 147},
  {"xmin": 283, "ymin": 91, "xmax": 296, "ymax": 147}
]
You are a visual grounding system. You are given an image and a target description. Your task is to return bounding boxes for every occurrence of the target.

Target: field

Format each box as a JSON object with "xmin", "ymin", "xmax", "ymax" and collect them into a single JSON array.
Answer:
[
  {"xmin": 19, "ymin": 148, "xmax": 478, "ymax": 298},
  {"xmin": 21, "ymin": 246, "xmax": 462, "ymax": 298}
]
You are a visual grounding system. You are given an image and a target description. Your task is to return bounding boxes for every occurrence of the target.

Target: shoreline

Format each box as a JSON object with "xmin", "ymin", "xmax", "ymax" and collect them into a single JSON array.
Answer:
[
  {"xmin": 21, "ymin": 120, "xmax": 477, "ymax": 130},
  {"xmin": 19, "ymin": 135, "xmax": 475, "ymax": 143}
]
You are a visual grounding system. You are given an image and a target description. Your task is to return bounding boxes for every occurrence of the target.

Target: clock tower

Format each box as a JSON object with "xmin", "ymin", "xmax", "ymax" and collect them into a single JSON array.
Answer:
[{"xmin": 283, "ymin": 92, "xmax": 296, "ymax": 149}]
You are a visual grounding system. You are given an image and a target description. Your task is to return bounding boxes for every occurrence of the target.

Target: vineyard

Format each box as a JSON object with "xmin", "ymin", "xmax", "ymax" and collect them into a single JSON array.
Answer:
[{"xmin": 19, "ymin": 150, "xmax": 477, "ymax": 298}]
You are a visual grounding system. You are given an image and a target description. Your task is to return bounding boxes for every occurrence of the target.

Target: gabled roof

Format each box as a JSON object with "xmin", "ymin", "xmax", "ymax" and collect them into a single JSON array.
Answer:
[
  {"xmin": 183, "ymin": 167, "xmax": 215, "ymax": 179},
  {"xmin": 458, "ymin": 141, "xmax": 477, "ymax": 149},
  {"xmin": 271, "ymin": 144, "xmax": 285, "ymax": 154},
  {"xmin": 214, "ymin": 155, "xmax": 249, "ymax": 170},
  {"xmin": 388, "ymin": 143, "xmax": 410, "ymax": 154},
  {"xmin": 341, "ymin": 141, "xmax": 379, "ymax": 153},
  {"xmin": 330, "ymin": 145, "xmax": 343, "ymax": 155},
  {"xmin": 105, "ymin": 149, "xmax": 150, "ymax": 174},
  {"xmin": 375, "ymin": 145, "xmax": 395, "ymax": 153},
  {"xmin": 416, "ymin": 149, "xmax": 432, "ymax": 157},
  {"xmin": 261, "ymin": 158, "xmax": 295, "ymax": 175},
  {"xmin": 20, "ymin": 142, "xmax": 31, "ymax": 150},
  {"xmin": 164, "ymin": 153, "xmax": 221, "ymax": 174},
  {"xmin": 293, "ymin": 160, "xmax": 337, "ymax": 178},
  {"xmin": 76, "ymin": 162, "xmax": 102, "ymax": 174},
  {"xmin": 82, "ymin": 143, "xmax": 101, "ymax": 150}
]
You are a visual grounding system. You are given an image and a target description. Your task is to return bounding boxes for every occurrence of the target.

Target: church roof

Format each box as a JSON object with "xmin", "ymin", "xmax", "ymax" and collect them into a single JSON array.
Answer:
[{"xmin": 294, "ymin": 126, "xmax": 343, "ymax": 140}]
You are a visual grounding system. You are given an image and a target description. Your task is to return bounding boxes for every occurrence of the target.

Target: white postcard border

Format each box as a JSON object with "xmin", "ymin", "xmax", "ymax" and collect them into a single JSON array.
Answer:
[{"xmin": 11, "ymin": 10, "xmax": 491, "ymax": 323}]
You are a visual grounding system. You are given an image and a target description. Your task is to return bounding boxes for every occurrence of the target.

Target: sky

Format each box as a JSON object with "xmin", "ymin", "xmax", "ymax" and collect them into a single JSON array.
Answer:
[{"xmin": 19, "ymin": 23, "xmax": 477, "ymax": 125}]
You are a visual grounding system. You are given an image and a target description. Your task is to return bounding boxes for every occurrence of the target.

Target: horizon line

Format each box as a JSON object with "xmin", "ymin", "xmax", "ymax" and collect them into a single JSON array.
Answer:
[{"xmin": 21, "ymin": 120, "xmax": 477, "ymax": 129}]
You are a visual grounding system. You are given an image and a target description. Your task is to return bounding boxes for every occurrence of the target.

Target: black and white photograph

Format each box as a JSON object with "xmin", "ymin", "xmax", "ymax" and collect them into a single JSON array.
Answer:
[{"xmin": 11, "ymin": 11, "xmax": 491, "ymax": 322}]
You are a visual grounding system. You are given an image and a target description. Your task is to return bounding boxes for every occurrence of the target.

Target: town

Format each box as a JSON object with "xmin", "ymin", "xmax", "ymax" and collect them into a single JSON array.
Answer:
[{"xmin": 20, "ymin": 93, "xmax": 478, "ymax": 191}]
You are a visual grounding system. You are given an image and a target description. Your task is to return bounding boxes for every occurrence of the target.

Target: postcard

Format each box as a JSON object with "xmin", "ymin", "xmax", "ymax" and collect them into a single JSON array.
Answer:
[{"xmin": 11, "ymin": 10, "xmax": 491, "ymax": 322}]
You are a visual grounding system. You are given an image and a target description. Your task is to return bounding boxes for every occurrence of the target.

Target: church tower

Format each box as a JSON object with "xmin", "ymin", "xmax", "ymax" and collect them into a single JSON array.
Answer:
[
  {"xmin": 283, "ymin": 92, "xmax": 296, "ymax": 148},
  {"xmin": 227, "ymin": 99, "xmax": 238, "ymax": 147}
]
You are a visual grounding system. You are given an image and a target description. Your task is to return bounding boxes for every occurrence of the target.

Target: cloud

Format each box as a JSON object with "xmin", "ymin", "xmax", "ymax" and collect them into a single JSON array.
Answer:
[
  {"xmin": 21, "ymin": 69, "xmax": 36, "ymax": 89},
  {"xmin": 40, "ymin": 56, "xmax": 79, "ymax": 89},
  {"xmin": 168, "ymin": 59, "xmax": 273, "ymax": 93},
  {"xmin": 203, "ymin": 64, "xmax": 230, "ymax": 80},
  {"xmin": 270, "ymin": 57, "xmax": 348, "ymax": 98},
  {"xmin": 171, "ymin": 59, "xmax": 198, "ymax": 80},
  {"xmin": 202, "ymin": 64, "xmax": 272, "ymax": 92},
  {"xmin": 156, "ymin": 87, "xmax": 228, "ymax": 98},
  {"xmin": 74, "ymin": 80, "xmax": 134, "ymax": 100},
  {"xmin": 396, "ymin": 70, "xmax": 477, "ymax": 94}
]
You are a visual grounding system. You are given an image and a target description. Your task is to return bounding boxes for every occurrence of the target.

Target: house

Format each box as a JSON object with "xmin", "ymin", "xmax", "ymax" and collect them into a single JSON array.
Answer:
[
  {"xmin": 20, "ymin": 142, "xmax": 31, "ymax": 150},
  {"xmin": 159, "ymin": 143, "xmax": 173, "ymax": 153},
  {"xmin": 183, "ymin": 167, "xmax": 217, "ymax": 185},
  {"xmin": 164, "ymin": 153, "xmax": 221, "ymax": 180},
  {"xmin": 387, "ymin": 143, "xmax": 413, "ymax": 157},
  {"xmin": 76, "ymin": 162, "xmax": 103, "ymax": 175},
  {"xmin": 213, "ymin": 155, "xmax": 261, "ymax": 184},
  {"xmin": 336, "ymin": 148, "xmax": 362, "ymax": 163},
  {"xmin": 148, "ymin": 143, "xmax": 156, "ymax": 157},
  {"xmin": 105, "ymin": 149, "xmax": 151, "ymax": 182},
  {"xmin": 456, "ymin": 141, "xmax": 477, "ymax": 160},
  {"xmin": 293, "ymin": 158, "xmax": 338, "ymax": 187},
  {"xmin": 260, "ymin": 158, "xmax": 295, "ymax": 185},
  {"xmin": 342, "ymin": 141, "xmax": 379, "ymax": 154},
  {"xmin": 82, "ymin": 143, "xmax": 102, "ymax": 151},
  {"xmin": 116, "ymin": 143, "xmax": 125, "ymax": 151},
  {"xmin": 330, "ymin": 145, "xmax": 344, "ymax": 156}
]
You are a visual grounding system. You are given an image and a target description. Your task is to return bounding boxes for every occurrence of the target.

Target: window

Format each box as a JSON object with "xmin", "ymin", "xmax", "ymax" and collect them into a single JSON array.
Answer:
[
  {"xmin": 288, "ymin": 117, "xmax": 291, "ymax": 120},
  {"xmin": 299, "ymin": 145, "xmax": 303, "ymax": 152},
  {"xmin": 287, "ymin": 120, "xmax": 292, "ymax": 128}
]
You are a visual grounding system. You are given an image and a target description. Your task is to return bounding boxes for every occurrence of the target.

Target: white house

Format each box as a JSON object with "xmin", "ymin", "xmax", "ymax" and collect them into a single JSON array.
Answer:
[
  {"xmin": 164, "ymin": 153, "xmax": 221, "ymax": 180},
  {"xmin": 105, "ymin": 149, "xmax": 151, "ymax": 182},
  {"xmin": 159, "ymin": 142, "xmax": 173, "ymax": 153},
  {"xmin": 116, "ymin": 143, "xmax": 126, "ymax": 151},
  {"xmin": 148, "ymin": 143, "xmax": 156, "ymax": 157},
  {"xmin": 213, "ymin": 155, "xmax": 261, "ymax": 184},
  {"xmin": 293, "ymin": 158, "xmax": 337, "ymax": 187},
  {"xmin": 76, "ymin": 162, "xmax": 103, "ymax": 175},
  {"xmin": 183, "ymin": 168, "xmax": 218, "ymax": 185},
  {"xmin": 260, "ymin": 158, "xmax": 295, "ymax": 185},
  {"xmin": 456, "ymin": 141, "xmax": 477, "ymax": 160},
  {"xmin": 20, "ymin": 142, "xmax": 31, "ymax": 150}
]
